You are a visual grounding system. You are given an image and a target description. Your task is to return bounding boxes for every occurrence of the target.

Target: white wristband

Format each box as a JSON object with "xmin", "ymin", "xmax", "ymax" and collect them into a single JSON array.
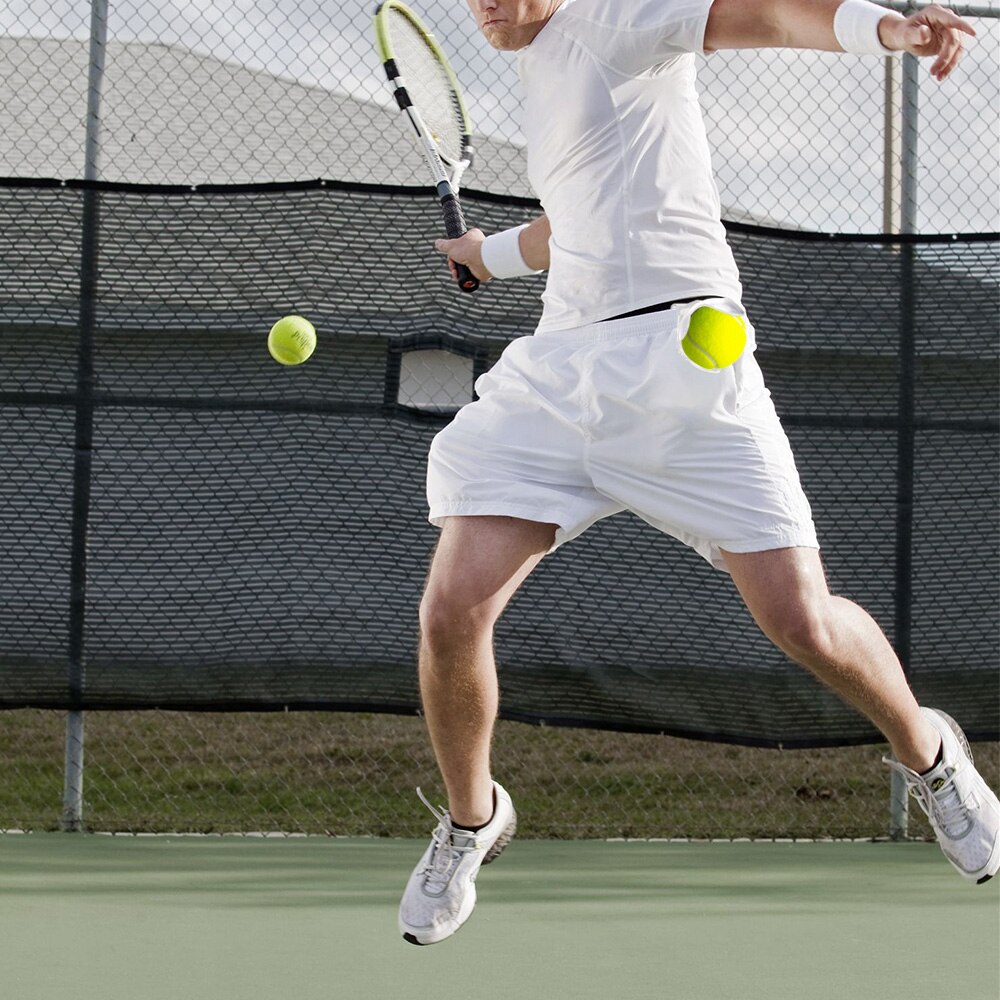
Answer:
[
  {"xmin": 480, "ymin": 225, "xmax": 541, "ymax": 279},
  {"xmin": 834, "ymin": 0, "xmax": 904, "ymax": 56}
]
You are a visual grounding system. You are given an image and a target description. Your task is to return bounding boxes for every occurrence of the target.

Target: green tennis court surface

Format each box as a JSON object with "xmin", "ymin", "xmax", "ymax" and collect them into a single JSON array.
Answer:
[{"xmin": 2, "ymin": 835, "xmax": 996, "ymax": 1000}]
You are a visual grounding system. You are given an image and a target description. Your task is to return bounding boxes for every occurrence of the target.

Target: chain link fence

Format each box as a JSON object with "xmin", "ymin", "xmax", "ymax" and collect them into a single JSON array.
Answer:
[
  {"xmin": 4, "ymin": 708, "xmax": 998, "ymax": 840},
  {"xmin": 2, "ymin": 1, "xmax": 997, "ymax": 229},
  {"xmin": 0, "ymin": 2, "xmax": 997, "ymax": 839}
]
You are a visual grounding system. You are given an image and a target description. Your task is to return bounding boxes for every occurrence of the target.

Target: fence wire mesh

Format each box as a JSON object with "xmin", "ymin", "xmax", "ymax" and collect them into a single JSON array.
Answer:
[
  {"xmin": 0, "ymin": 2, "xmax": 997, "ymax": 840},
  {"xmin": 1, "ymin": 2, "xmax": 998, "ymax": 230},
  {"xmin": 4, "ymin": 708, "xmax": 999, "ymax": 839}
]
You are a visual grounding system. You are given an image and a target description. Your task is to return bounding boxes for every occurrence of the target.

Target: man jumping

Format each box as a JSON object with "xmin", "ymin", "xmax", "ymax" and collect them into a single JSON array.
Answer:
[{"xmin": 397, "ymin": 0, "xmax": 999, "ymax": 946}]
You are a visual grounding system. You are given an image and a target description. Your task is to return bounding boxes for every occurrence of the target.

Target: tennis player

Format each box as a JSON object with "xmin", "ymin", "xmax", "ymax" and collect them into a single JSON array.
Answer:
[{"xmin": 398, "ymin": 0, "xmax": 999, "ymax": 946}]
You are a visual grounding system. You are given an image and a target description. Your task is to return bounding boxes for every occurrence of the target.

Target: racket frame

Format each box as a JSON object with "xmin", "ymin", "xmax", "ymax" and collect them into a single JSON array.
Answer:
[{"xmin": 374, "ymin": 1, "xmax": 479, "ymax": 292}]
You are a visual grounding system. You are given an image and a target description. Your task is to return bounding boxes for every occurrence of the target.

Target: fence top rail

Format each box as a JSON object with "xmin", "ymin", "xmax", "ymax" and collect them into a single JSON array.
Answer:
[
  {"xmin": 881, "ymin": 2, "xmax": 1000, "ymax": 16},
  {"xmin": 1, "ymin": 175, "xmax": 998, "ymax": 245}
]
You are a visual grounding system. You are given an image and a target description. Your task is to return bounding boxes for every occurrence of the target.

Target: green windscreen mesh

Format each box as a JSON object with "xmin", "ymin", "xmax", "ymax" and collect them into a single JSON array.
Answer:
[{"xmin": 0, "ymin": 179, "xmax": 996, "ymax": 746}]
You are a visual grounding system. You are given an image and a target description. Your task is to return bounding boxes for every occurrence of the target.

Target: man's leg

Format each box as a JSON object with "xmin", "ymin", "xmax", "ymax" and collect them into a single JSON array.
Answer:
[
  {"xmin": 723, "ymin": 545, "xmax": 1000, "ymax": 883},
  {"xmin": 721, "ymin": 545, "xmax": 938, "ymax": 770},
  {"xmin": 418, "ymin": 514, "xmax": 557, "ymax": 825},
  {"xmin": 399, "ymin": 514, "xmax": 557, "ymax": 945}
]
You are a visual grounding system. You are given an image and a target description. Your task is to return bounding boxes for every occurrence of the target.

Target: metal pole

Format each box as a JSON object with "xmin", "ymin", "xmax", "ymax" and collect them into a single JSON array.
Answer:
[
  {"xmin": 889, "ymin": 51, "xmax": 919, "ymax": 842},
  {"xmin": 62, "ymin": 0, "xmax": 109, "ymax": 833},
  {"xmin": 82, "ymin": 2, "xmax": 108, "ymax": 182},
  {"xmin": 900, "ymin": 53, "xmax": 919, "ymax": 238},
  {"xmin": 882, "ymin": 56, "xmax": 900, "ymax": 236}
]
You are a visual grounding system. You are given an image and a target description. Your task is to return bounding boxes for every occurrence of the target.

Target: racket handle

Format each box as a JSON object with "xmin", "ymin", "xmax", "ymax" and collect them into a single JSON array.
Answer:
[
  {"xmin": 440, "ymin": 191, "xmax": 480, "ymax": 293},
  {"xmin": 453, "ymin": 261, "xmax": 479, "ymax": 293}
]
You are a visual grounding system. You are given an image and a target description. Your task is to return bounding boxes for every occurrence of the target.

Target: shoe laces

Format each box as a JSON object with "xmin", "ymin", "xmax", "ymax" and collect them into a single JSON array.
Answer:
[
  {"xmin": 885, "ymin": 758, "xmax": 974, "ymax": 839},
  {"xmin": 416, "ymin": 787, "xmax": 478, "ymax": 892}
]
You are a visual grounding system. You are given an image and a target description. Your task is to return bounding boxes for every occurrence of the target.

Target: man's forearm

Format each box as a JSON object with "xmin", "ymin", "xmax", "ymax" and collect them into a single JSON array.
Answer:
[
  {"xmin": 705, "ymin": 0, "xmax": 973, "ymax": 81},
  {"xmin": 705, "ymin": 0, "xmax": 895, "ymax": 53}
]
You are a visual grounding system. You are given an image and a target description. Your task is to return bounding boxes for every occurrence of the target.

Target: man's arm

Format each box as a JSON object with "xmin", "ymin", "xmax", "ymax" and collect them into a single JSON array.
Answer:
[
  {"xmin": 704, "ymin": 0, "xmax": 975, "ymax": 81},
  {"xmin": 435, "ymin": 214, "xmax": 551, "ymax": 283}
]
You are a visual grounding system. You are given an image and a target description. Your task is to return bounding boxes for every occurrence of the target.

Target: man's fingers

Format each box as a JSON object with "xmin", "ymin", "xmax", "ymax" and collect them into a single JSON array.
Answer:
[
  {"xmin": 933, "ymin": 35, "xmax": 963, "ymax": 79},
  {"xmin": 432, "ymin": 241, "xmax": 459, "ymax": 276},
  {"xmin": 923, "ymin": 5, "xmax": 977, "ymax": 36},
  {"xmin": 901, "ymin": 5, "xmax": 976, "ymax": 81},
  {"xmin": 932, "ymin": 26, "xmax": 969, "ymax": 79},
  {"xmin": 951, "ymin": 17, "xmax": 977, "ymax": 39}
]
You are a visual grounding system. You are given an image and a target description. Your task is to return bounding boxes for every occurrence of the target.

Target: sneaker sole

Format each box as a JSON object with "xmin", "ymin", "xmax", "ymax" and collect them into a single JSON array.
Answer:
[
  {"xmin": 930, "ymin": 708, "xmax": 974, "ymax": 766},
  {"xmin": 482, "ymin": 808, "xmax": 517, "ymax": 866}
]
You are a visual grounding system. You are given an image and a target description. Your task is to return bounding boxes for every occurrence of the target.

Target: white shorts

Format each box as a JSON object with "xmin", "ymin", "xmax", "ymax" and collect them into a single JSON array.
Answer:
[{"xmin": 426, "ymin": 300, "xmax": 818, "ymax": 571}]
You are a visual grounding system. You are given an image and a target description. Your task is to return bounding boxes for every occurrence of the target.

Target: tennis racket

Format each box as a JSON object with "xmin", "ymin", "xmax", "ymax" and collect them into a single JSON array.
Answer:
[{"xmin": 374, "ymin": 1, "xmax": 479, "ymax": 293}]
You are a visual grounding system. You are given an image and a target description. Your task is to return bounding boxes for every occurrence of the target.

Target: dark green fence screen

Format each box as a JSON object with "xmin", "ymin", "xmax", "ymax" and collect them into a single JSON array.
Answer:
[{"xmin": 1, "ymin": 179, "xmax": 997, "ymax": 746}]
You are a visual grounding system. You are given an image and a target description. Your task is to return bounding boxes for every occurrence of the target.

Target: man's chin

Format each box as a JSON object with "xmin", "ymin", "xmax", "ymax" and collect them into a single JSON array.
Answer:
[{"xmin": 483, "ymin": 27, "xmax": 519, "ymax": 50}]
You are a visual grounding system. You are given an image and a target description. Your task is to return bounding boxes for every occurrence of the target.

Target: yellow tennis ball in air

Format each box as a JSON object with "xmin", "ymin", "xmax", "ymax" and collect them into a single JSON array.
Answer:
[
  {"xmin": 681, "ymin": 306, "xmax": 747, "ymax": 370},
  {"xmin": 267, "ymin": 315, "xmax": 316, "ymax": 366}
]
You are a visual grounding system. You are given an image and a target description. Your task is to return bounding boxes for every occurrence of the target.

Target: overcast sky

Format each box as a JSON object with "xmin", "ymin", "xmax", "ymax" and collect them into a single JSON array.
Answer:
[{"xmin": 2, "ymin": 0, "xmax": 997, "ymax": 233}]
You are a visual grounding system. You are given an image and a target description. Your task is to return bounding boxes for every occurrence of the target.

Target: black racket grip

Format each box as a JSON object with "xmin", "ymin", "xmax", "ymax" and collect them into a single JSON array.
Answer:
[
  {"xmin": 453, "ymin": 261, "xmax": 479, "ymax": 293},
  {"xmin": 440, "ymin": 191, "xmax": 480, "ymax": 293}
]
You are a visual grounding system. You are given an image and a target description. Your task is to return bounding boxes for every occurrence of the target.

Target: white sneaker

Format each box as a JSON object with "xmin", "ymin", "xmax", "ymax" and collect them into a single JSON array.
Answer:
[
  {"xmin": 398, "ymin": 781, "xmax": 516, "ymax": 945},
  {"xmin": 884, "ymin": 707, "xmax": 1000, "ymax": 884}
]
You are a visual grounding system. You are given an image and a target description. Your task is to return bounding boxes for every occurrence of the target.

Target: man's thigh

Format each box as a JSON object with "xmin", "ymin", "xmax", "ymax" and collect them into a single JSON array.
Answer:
[
  {"xmin": 423, "ymin": 515, "xmax": 558, "ymax": 622},
  {"xmin": 721, "ymin": 545, "xmax": 829, "ymax": 631}
]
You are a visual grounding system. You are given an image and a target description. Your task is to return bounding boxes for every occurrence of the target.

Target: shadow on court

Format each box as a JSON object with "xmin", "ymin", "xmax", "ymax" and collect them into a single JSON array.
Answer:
[{"xmin": 1, "ymin": 835, "xmax": 996, "ymax": 1000}]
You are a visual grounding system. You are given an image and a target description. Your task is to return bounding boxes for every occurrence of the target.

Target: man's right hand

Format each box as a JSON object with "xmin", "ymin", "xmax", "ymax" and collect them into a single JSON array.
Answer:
[{"xmin": 435, "ymin": 228, "xmax": 492, "ymax": 284}]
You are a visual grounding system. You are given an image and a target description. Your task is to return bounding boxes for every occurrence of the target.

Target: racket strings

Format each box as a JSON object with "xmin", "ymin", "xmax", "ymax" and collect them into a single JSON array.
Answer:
[{"xmin": 386, "ymin": 11, "xmax": 465, "ymax": 165}]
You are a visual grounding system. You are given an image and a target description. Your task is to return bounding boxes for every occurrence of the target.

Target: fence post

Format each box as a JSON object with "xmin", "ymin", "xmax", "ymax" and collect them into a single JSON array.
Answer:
[
  {"xmin": 889, "ymin": 51, "xmax": 920, "ymax": 842},
  {"xmin": 62, "ymin": 0, "xmax": 108, "ymax": 833},
  {"xmin": 882, "ymin": 55, "xmax": 900, "ymax": 236}
]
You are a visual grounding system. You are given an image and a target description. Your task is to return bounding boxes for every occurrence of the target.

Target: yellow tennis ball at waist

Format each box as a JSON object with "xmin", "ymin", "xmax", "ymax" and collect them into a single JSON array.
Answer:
[
  {"xmin": 268, "ymin": 315, "xmax": 316, "ymax": 366},
  {"xmin": 681, "ymin": 306, "xmax": 747, "ymax": 370}
]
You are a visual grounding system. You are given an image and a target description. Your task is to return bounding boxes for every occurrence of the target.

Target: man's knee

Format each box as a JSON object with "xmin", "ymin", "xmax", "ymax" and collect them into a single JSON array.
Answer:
[
  {"xmin": 762, "ymin": 601, "xmax": 838, "ymax": 662},
  {"xmin": 418, "ymin": 585, "xmax": 498, "ymax": 656},
  {"xmin": 724, "ymin": 547, "xmax": 838, "ymax": 660},
  {"xmin": 418, "ymin": 516, "xmax": 555, "ymax": 656}
]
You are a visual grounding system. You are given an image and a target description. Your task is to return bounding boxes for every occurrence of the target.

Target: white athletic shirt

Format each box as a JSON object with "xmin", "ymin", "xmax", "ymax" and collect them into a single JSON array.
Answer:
[{"xmin": 518, "ymin": 0, "xmax": 743, "ymax": 332}]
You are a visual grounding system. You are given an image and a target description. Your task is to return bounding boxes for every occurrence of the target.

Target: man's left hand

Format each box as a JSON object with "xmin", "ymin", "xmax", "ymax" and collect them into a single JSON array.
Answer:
[{"xmin": 879, "ymin": 4, "xmax": 976, "ymax": 81}]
